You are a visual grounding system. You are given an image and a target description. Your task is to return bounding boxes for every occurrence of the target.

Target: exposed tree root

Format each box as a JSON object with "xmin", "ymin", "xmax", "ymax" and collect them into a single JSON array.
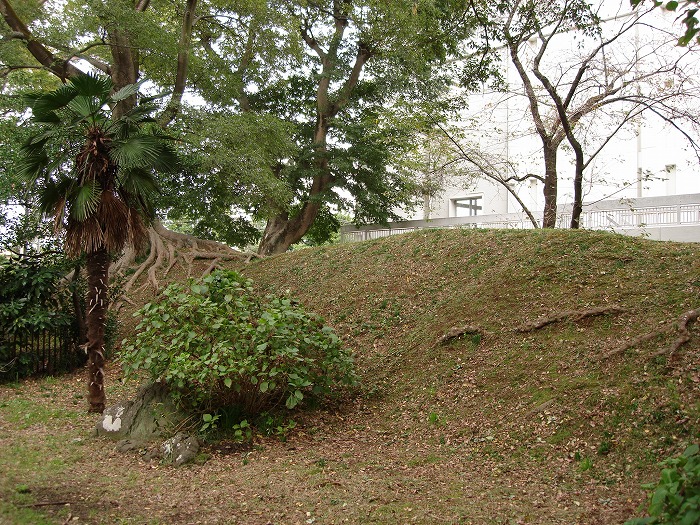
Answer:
[
  {"xmin": 515, "ymin": 306, "xmax": 625, "ymax": 333},
  {"xmin": 605, "ymin": 307, "xmax": 700, "ymax": 359},
  {"xmin": 437, "ymin": 306, "xmax": 625, "ymax": 346},
  {"xmin": 17, "ymin": 501, "xmax": 71, "ymax": 508},
  {"xmin": 437, "ymin": 325, "xmax": 484, "ymax": 346},
  {"xmin": 203, "ymin": 257, "xmax": 221, "ymax": 276},
  {"xmin": 109, "ymin": 221, "xmax": 258, "ymax": 313}
]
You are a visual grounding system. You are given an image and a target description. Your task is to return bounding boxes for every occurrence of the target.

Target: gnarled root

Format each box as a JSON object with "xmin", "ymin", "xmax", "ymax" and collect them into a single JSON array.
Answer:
[
  {"xmin": 110, "ymin": 221, "xmax": 259, "ymax": 313},
  {"xmin": 515, "ymin": 306, "xmax": 625, "ymax": 333},
  {"xmin": 604, "ymin": 307, "xmax": 699, "ymax": 359}
]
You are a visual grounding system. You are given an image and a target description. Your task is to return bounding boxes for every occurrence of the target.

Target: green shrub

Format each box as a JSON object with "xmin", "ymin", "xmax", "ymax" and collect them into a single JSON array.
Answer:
[
  {"xmin": 625, "ymin": 444, "xmax": 700, "ymax": 525},
  {"xmin": 0, "ymin": 252, "xmax": 83, "ymax": 380},
  {"xmin": 119, "ymin": 270, "xmax": 356, "ymax": 416},
  {"xmin": 0, "ymin": 253, "xmax": 74, "ymax": 334}
]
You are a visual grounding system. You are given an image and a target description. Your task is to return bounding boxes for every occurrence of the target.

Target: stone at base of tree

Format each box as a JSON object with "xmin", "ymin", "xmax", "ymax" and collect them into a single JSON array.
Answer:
[
  {"xmin": 161, "ymin": 432, "xmax": 200, "ymax": 466},
  {"xmin": 96, "ymin": 383, "xmax": 200, "ymax": 465},
  {"xmin": 115, "ymin": 438, "xmax": 145, "ymax": 453},
  {"xmin": 95, "ymin": 382, "xmax": 183, "ymax": 440}
]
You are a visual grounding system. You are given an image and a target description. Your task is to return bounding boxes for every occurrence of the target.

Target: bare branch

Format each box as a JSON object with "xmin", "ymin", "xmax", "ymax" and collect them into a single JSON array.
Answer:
[
  {"xmin": 435, "ymin": 122, "xmax": 540, "ymax": 228},
  {"xmin": 301, "ymin": 20, "xmax": 326, "ymax": 60}
]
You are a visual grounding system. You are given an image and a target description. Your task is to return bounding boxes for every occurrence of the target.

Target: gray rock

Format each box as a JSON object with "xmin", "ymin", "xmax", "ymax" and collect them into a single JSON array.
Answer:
[
  {"xmin": 161, "ymin": 432, "xmax": 200, "ymax": 466},
  {"xmin": 95, "ymin": 382, "xmax": 182, "ymax": 440},
  {"xmin": 115, "ymin": 439, "xmax": 145, "ymax": 453}
]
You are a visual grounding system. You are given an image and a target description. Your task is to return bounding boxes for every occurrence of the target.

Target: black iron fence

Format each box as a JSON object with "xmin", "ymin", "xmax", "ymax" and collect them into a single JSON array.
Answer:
[{"xmin": 0, "ymin": 325, "xmax": 85, "ymax": 382}]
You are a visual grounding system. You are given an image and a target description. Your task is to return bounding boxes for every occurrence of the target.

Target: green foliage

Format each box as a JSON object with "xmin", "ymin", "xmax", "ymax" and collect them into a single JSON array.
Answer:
[
  {"xmin": 0, "ymin": 252, "xmax": 82, "ymax": 379},
  {"xmin": 0, "ymin": 253, "xmax": 73, "ymax": 335},
  {"xmin": 200, "ymin": 413, "xmax": 220, "ymax": 434},
  {"xmin": 231, "ymin": 419, "xmax": 253, "ymax": 443},
  {"xmin": 255, "ymin": 412, "xmax": 297, "ymax": 442},
  {"xmin": 626, "ymin": 444, "xmax": 700, "ymax": 525},
  {"xmin": 120, "ymin": 270, "xmax": 356, "ymax": 417}
]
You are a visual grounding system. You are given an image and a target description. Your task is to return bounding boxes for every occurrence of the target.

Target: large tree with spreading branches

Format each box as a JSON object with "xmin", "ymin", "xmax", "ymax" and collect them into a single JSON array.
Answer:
[{"xmin": 1, "ymin": 0, "xmax": 477, "ymax": 256}]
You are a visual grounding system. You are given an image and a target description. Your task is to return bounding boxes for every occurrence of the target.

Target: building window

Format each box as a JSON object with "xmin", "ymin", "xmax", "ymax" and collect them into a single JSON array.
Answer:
[{"xmin": 453, "ymin": 196, "xmax": 482, "ymax": 217}]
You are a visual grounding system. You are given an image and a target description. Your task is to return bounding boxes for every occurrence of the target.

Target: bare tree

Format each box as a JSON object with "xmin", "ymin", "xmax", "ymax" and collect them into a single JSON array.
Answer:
[{"xmin": 471, "ymin": 0, "xmax": 700, "ymax": 228}]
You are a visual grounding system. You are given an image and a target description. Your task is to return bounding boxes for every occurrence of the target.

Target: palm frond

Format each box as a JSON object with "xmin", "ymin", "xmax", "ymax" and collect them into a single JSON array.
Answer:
[
  {"xmin": 25, "ymin": 84, "xmax": 77, "ymax": 120},
  {"xmin": 30, "ymin": 110, "xmax": 61, "ymax": 124},
  {"xmin": 15, "ymin": 148, "xmax": 49, "ymax": 184},
  {"xmin": 69, "ymin": 180, "xmax": 102, "ymax": 222},
  {"xmin": 109, "ymin": 135, "xmax": 163, "ymax": 169},
  {"xmin": 111, "ymin": 82, "xmax": 142, "ymax": 103},
  {"xmin": 69, "ymin": 73, "xmax": 113, "ymax": 98},
  {"xmin": 37, "ymin": 176, "xmax": 75, "ymax": 217},
  {"xmin": 110, "ymin": 128, "xmax": 180, "ymax": 172},
  {"xmin": 107, "ymin": 103, "xmax": 160, "ymax": 136},
  {"xmin": 117, "ymin": 167, "xmax": 159, "ymax": 216},
  {"xmin": 67, "ymin": 95, "xmax": 104, "ymax": 120},
  {"xmin": 149, "ymin": 140, "xmax": 180, "ymax": 173},
  {"xmin": 140, "ymin": 91, "xmax": 170, "ymax": 104},
  {"xmin": 19, "ymin": 134, "xmax": 83, "ymax": 184},
  {"xmin": 26, "ymin": 130, "xmax": 57, "ymax": 148},
  {"xmin": 118, "ymin": 166, "xmax": 160, "ymax": 196}
]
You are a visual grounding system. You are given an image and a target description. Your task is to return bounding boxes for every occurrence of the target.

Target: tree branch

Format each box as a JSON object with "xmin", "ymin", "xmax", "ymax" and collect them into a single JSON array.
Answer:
[
  {"xmin": 0, "ymin": 0, "xmax": 81, "ymax": 81},
  {"xmin": 330, "ymin": 42, "xmax": 372, "ymax": 116},
  {"xmin": 301, "ymin": 21, "xmax": 326, "ymax": 60},
  {"xmin": 435, "ymin": 122, "xmax": 540, "ymax": 228},
  {"xmin": 160, "ymin": 0, "xmax": 198, "ymax": 127}
]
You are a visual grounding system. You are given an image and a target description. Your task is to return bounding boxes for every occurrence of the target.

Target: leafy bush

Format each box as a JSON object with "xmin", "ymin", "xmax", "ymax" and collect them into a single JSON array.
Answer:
[
  {"xmin": 119, "ymin": 270, "xmax": 356, "ymax": 416},
  {"xmin": 0, "ymin": 252, "xmax": 74, "ymax": 334},
  {"xmin": 0, "ymin": 252, "xmax": 83, "ymax": 379},
  {"xmin": 625, "ymin": 444, "xmax": 700, "ymax": 525}
]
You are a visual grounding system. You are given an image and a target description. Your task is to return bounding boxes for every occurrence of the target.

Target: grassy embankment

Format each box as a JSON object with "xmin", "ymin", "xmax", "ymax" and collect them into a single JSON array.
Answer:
[{"xmin": 1, "ymin": 228, "xmax": 698, "ymax": 524}]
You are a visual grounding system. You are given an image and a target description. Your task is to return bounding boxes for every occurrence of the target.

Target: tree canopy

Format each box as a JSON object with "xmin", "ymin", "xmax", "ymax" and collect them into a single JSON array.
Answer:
[{"xmin": 1, "ymin": 0, "xmax": 477, "ymax": 253}]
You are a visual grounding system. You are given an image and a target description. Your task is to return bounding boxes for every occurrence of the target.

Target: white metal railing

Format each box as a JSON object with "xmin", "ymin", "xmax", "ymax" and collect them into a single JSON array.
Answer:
[{"xmin": 341, "ymin": 199, "xmax": 700, "ymax": 243}]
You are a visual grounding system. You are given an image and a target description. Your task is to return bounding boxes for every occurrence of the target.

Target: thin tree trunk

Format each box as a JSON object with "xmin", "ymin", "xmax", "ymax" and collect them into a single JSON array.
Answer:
[
  {"xmin": 542, "ymin": 145, "xmax": 558, "ymax": 228},
  {"xmin": 159, "ymin": 0, "xmax": 198, "ymax": 127},
  {"xmin": 86, "ymin": 247, "xmax": 110, "ymax": 413},
  {"xmin": 570, "ymin": 156, "xmax": 584, "ymax": 229}
]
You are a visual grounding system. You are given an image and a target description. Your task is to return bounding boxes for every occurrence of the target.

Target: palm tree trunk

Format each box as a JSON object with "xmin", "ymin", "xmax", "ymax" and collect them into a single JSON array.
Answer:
[{"xmin": 86, "ymin": 247, "xmax": 110, "ymax": 413}]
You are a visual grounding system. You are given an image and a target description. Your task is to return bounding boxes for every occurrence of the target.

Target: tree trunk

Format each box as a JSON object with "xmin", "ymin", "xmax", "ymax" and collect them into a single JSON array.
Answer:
[
  {"xmin": 85, "ymin": 247, "xmax": 110, "ymax": 413},
  {"xmin": 258, "ymin": 208, "xmax": 320, "ymax": 256},
  {"xmin": 569, "ymin": 140, "xmax": 585, "ymax": 229},
  {"xmin": 109, "ymin": 30, "xmax": 139, "ymax": 117},
  {"xmin": 71, "ymin": 264, "xmax": 87, "ymax": 345},
  {"xmin": 542, "ymin": 145, "xmax": 558, "ymax": 228}
]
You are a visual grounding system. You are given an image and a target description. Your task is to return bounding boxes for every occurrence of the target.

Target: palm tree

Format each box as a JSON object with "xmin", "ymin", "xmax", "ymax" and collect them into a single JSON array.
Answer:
[{"xmin": 18, "ymin": 73, "xmax": 178, "ymax": 412}]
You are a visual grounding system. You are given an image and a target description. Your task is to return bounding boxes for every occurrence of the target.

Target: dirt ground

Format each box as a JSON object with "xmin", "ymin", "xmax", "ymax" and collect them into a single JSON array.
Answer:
[{"xmin": 1, "ymin": 360, "xmax": 652, "ymax": 525}]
